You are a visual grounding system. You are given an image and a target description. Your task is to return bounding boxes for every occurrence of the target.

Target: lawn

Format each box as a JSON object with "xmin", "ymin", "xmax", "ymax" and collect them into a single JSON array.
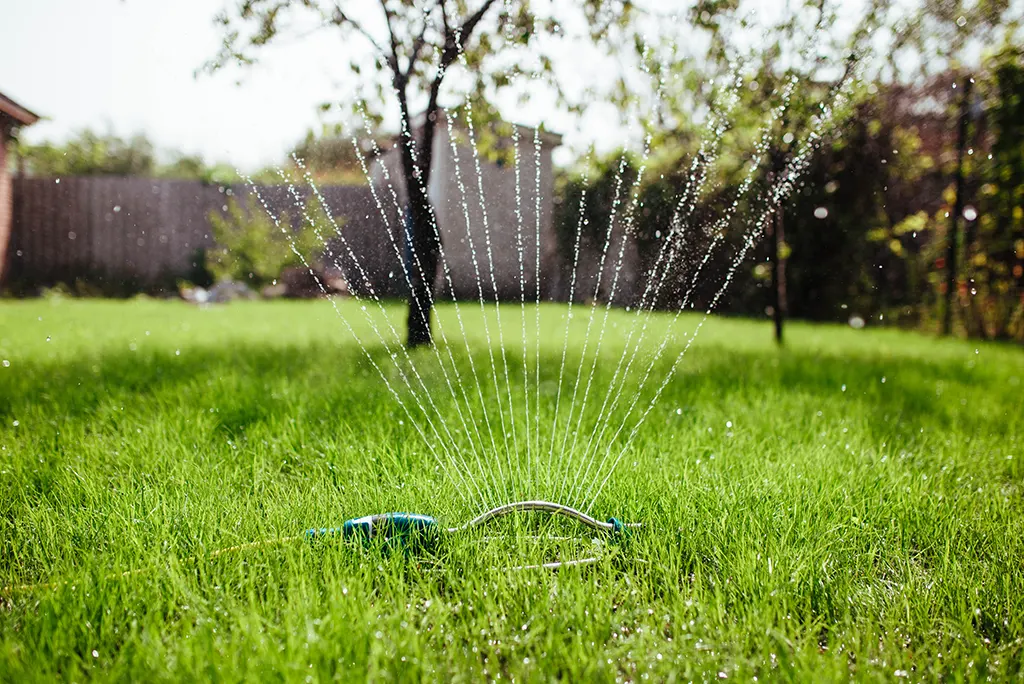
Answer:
[{"xmin": 1, "ymin": 297, "xmax": 1022, "ymax": 681}]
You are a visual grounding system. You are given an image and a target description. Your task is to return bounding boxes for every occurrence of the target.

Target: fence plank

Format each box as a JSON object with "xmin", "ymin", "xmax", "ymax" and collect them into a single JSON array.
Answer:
[
  {"xmin": 6, "ymin": 177, "xmax": 396, "ymax": 295},
  {"xmin": 6, "ymin": 175, "xmax": 563, "ymax": 301}
]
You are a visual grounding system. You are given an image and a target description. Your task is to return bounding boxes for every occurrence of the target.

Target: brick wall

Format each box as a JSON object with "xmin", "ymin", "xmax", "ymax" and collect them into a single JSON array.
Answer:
[{"xmin": 0, "ymin": 125, "xmax": 10, "ymax": 285}]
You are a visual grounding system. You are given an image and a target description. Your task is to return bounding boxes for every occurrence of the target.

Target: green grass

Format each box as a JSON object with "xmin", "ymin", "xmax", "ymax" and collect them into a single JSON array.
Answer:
[{"xmin": 1, "ymin": 297, "xmax": 1022, "ymax": 681}]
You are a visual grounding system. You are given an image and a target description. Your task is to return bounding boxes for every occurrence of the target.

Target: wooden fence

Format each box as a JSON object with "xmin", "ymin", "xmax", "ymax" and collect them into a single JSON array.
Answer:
[
  {"xmin": 3, "ymin": 176, "xmax": 640, "ymax": 304},
  {"xmin": 4, "ymin": 177, "xmax": 400, "ymax": 296}
]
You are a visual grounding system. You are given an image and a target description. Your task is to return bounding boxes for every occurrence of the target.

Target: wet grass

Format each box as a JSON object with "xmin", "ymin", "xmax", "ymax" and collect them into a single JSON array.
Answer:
[{"xmin": 1, "ymin": 297, "xmax": 1022, "ymax": 681}]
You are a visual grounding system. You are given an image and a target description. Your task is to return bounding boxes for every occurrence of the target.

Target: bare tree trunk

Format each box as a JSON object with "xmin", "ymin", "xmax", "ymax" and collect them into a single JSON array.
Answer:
[
  {"xmin": 404, "ymin": 197, "xmax": 440, "ymax": 348},
  {"xmin": 943, "ymin": 76, "xmax": 971, "ymax": 337},
  {"xmin": 771, "ymin": 206, "xmax": 787, "ymax": 345},
  {"xmin": 386, "ymin": 0, "xmax": 500, "ymax": 347},
  {"xmin": 397, "ymin": 99, "xmax": 441, "ymax": 349},
  {"xmin": 767, "ymin": 147, "xmax": 787, "ymax": 346}
]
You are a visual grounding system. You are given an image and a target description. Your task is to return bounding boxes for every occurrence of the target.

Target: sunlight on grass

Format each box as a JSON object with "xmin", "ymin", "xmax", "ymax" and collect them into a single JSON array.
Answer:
[{"xmin": 1, "ymin": 298, "xmax": 1022, "ymax": 680}]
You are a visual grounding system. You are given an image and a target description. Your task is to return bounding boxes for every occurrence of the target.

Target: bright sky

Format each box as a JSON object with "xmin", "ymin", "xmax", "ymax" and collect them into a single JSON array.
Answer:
[
  {"xmin": 1, "ymin": 0, "xmax": 368, "ymax": 169},
  {"xmin": 1, "ymin": 0, "xmax": 875, "ymax": 171},
  {"xmin": 0, "ymin": 0, "xmax": 639, "ymax": 170}
]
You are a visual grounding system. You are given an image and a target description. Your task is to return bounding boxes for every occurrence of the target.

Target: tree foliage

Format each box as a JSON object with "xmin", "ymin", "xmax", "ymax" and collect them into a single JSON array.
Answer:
[
  {"xmin": 17, "ymin": 130, "xmax": 157, "ymax": 178},
  {"xmin": 288, "ymin": 129, "xmax": 389, "ymax": 185},
  {"xmin": 16, "ymin": 129, "xmax": 239, "ymax": 183}
]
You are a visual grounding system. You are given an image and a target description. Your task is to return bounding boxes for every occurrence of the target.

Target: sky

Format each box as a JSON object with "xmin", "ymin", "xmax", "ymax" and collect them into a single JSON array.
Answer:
[
  {"xmin": 1, "ymin": 0, "xmax": 879, "ymax": 172},
  {"xmin": 0, "ymin": 0, "xmax": 636, "ymax": 171},
  {"xmin": 1, "ymin": 0, "xmax": 370, "ymax": 169}
]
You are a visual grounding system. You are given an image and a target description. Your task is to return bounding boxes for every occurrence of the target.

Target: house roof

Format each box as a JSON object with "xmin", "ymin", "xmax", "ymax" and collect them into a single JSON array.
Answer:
[{"xmin": 0, "ymin": 90, "xmax": 40, "ymax": 127}]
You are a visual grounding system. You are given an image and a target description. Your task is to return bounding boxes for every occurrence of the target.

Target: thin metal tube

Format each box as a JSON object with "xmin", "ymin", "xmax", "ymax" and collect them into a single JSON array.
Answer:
[{"xmin": 448, "ymin": 500, "xmax": 632, "ymax": 534}]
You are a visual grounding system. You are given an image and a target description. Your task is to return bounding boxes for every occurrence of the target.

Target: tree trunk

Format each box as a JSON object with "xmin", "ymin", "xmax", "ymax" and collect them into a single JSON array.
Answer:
[
  {"xmin": 767, "ymin": 147, "xmax": 787, "ymax": 346},
  {"xmin": 404, "ymin": 189, "xmax": 440, "ymax": 348},
  {"xmin": 393, "ymin": 81, "xmax": 443, "ymax": 348},
  {"xmin": 943, "ymin": 76, "xmax": 971, "ymax": 337},
  {"xmin": 771, "ymin": 206, "xmax": 787, "ymax": 345}
]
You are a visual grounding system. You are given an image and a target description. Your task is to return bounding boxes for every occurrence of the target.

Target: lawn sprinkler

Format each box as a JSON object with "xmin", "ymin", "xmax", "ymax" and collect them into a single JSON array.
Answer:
[
  {"xmin": 305, "ymin": 500, "xmax": 635, "ymax": 552},
  {"xmin": 2, "ymin": 502, "xmax": 638, "ymax": 595}
]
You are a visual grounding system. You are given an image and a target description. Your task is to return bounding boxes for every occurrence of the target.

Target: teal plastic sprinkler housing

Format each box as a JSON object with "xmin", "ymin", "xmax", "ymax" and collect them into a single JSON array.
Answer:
[
  {"xmin": 305, "ymin": 501, "xmax": 633, "ymax": 548},
  {"xmin": 307, "ymin": 512, "xmax": 440, "ymax": 544}
]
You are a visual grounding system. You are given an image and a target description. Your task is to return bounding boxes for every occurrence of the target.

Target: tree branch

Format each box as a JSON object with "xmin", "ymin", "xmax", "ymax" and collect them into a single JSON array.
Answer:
[
  {"xmin": 405, "ymin": 7, "xmax": 435, "ymax": 81},
  {"xmin": 415, "ymin": 0, "xmax": 500, "ymax": 182},
  {"xmin": 331, "ymin": 3, "xmax": 387, "ymax": 58},
  {"xmin": 379, "ymin": 0, "xmax": 402, "ymax": 76},
  {"xmin": 458, "ymin": 0, "xmax": 502, "ymax": 51},
  {"xmin": 439, "ymin": 0, "xmax": 451, "ymax": 36}
]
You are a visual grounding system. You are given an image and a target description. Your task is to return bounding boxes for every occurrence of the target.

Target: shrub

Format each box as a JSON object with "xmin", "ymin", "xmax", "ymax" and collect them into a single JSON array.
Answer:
[{"xmin": 207, "ymin": 197, "xmax": 331, "ymax": 290}]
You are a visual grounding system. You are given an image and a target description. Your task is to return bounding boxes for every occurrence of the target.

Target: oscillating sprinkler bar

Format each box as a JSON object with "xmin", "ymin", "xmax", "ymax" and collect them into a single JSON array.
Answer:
[
  {"xmin": 451, "ymin": 500, "xmax": 629, "ymax": 534},
  {"xmin": 305, "ymin": 500, "xmax": 636, "ymax": 544}
]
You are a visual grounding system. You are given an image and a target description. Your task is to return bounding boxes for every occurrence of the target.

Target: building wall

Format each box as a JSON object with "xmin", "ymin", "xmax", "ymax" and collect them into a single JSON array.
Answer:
[
  {"xmin": 0, "ymin": 125, "xmax": 11, "ymax": 285},
  {"xmin": 371, "ymin": 122, "xmax": 560, "ymax": 302},
  {"xmin": 433, "ymin": 124, "xmax": 559, "ymax": 302}
]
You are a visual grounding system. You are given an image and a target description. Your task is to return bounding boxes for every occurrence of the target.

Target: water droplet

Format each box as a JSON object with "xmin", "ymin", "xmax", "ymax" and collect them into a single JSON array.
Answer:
[
  {"xmin": 782, "ymin": 132, "xmax": 794, "ymax": 144},
  {"xmin": 675, "ymin": 408, "xmax": 682, "ymax": 415},
  {"xmin": 963, "ymin": 206, "xmax": 977, "ymax": 221},
  {"xmin": 813, "ymin": 207, "xmax": 828, "ymax": 219},
  {"xmin": 726, "ymin": 420, "xmax": 732, "ymax": 428},
  {"xmin": 881, "ymin": 376, "xmax": 886, "ymax": 383},
  {"xmin": 956, "ymin": 15, "xmax": 967, "ymax": 26},
  {"xmin": 12, "ymin": 420, "xmax": 19, "ymax": 427},
  {"xmin": 175, "ymin": 349, "xmax": 180, "ymax": 356},
  {"xmin": 1, "ymin": 360, "xmax": 8, "ymax": 368},
  {"xmin": 841, "ymin": 384, "xmax": 847, "ymax": 392},
  {"xmin": 46, "ymin": 336, "xmax": 51, "ymax": 342},
  {"xmin": 92, "ymin": 650, "xmax": 99, "ymax": 658},
  {"xmin": 113, "ymin": 205, "xmax": 122, "ymax": 213}
]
